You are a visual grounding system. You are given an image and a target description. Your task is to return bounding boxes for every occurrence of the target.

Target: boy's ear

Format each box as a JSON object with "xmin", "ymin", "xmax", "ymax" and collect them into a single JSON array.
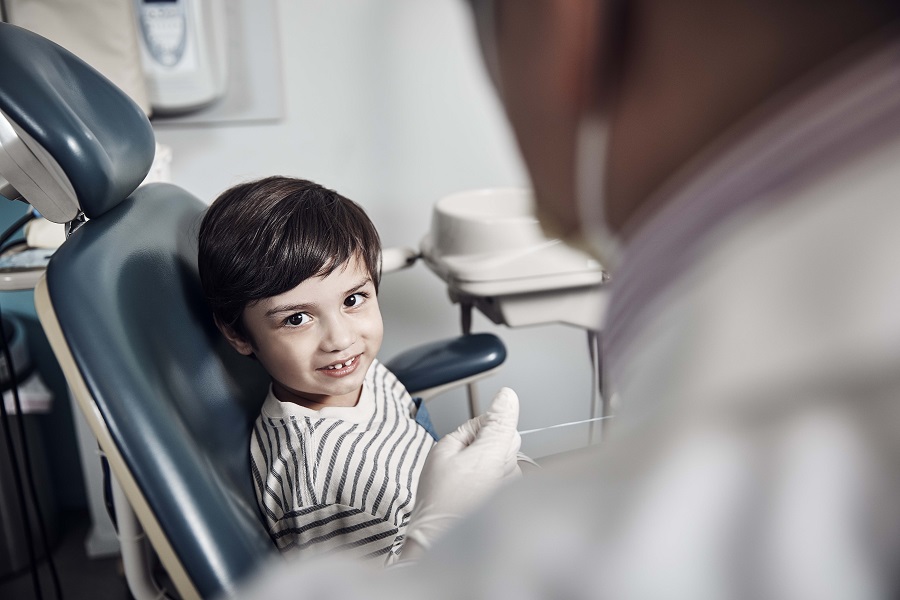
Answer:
[{"xmin": 214, "ymin": 316, "xmax": 255, "ymax": 356}]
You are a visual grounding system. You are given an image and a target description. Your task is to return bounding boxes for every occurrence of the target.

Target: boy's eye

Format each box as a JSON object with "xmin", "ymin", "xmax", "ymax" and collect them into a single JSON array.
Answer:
[
  {"xmin": 285, "ymin": 312, "xmax": 310, "ymax": 327},
  {"xmin": 344, "ymin": 293, "xmax": 367, "ymax": 308}
]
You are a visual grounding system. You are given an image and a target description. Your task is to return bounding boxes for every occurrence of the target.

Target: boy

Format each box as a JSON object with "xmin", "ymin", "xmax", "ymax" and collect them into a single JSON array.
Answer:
[{"xmin": 197, "ymin": 176, "xmax": 435, "ymax": 563}]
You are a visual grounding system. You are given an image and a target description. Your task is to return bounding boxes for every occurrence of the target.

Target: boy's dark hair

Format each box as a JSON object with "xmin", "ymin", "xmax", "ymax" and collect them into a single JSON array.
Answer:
[{"xmin": 198, "ymin": 176, "xmax": 382, "ymax": 339}]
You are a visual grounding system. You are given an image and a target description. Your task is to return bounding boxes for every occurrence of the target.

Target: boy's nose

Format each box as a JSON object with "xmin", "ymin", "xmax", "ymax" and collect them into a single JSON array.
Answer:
[{"xmin": 321, "ymin": 315, "xmax": 355, "ymax": 352}]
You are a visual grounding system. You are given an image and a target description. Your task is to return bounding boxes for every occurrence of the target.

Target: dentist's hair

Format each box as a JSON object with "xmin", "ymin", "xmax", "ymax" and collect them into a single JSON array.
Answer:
[{"xmin": 198, "ymin": 176, "xmax": 382, "ymax": 339}]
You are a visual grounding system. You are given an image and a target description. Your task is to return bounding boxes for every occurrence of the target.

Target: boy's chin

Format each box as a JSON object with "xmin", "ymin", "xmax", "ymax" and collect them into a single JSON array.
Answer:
[{"xmin": 314, "ymin": 373, "xmax": 367, "ymax": 401}]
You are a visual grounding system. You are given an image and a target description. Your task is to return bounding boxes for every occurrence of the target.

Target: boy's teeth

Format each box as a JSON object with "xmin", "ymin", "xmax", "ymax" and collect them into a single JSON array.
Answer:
[{"xmin": 327, "ymin": 357, "xmax": 355, "ymax": 370}]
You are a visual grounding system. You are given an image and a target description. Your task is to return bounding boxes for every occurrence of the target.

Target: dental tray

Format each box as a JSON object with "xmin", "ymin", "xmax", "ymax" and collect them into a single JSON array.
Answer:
[
  {"xmin": 420, "ymin": 188, "xmax": 609, "ymax": 330},
  {"xmin": 420, "ymin": 188, "xmax": 606, "ymax": 296}
]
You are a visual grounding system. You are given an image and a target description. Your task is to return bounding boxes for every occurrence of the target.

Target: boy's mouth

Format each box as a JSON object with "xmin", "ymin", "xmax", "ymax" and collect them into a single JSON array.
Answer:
[{"xmin": 318, "ymin": 354, "xmax": 362, "ymax": 377}]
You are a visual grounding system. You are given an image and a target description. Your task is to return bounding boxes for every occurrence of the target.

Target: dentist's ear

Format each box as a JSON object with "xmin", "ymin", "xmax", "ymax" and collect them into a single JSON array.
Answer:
[{"xmin": 214, "ymin": 315, "xmax": 255, "ymax": 356}]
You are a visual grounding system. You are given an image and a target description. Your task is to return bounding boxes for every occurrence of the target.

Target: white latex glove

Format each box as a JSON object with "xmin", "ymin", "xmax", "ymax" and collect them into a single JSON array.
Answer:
[{"xmin": 399, "ymin": 387, "xmax": 522, "ymax": 562}]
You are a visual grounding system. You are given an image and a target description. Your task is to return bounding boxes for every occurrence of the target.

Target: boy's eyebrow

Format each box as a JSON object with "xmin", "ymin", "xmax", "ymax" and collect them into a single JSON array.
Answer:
[
  {"xmin": 345, "ymin": 277, "xmax": 372, "ymax": 296},
  {"xmin": 264, "ymin": 278, "xmax": 373, "ymax": 318},
  {"xmin": 265, "ymin": 301, "xmax": 314, "ymax": 318}
]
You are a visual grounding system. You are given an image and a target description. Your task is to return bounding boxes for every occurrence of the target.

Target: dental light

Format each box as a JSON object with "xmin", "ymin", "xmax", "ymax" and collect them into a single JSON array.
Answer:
[{"xmin": 0, "ymin": 109, "xmax": 80, "ymax": 224}]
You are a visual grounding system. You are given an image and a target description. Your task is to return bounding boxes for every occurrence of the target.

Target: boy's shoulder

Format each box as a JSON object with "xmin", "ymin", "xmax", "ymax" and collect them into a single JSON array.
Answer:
[
  {"xmin": 367, "ymin": 357, "xmax": 392, "ymax": 380},
  {"xmin": 367, "ymin": 358, "xmax": 406, "ymax": 393}
]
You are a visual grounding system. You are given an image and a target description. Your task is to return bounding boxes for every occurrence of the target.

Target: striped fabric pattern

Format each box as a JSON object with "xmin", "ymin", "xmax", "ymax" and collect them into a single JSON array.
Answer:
[
  {"xmin": 250, "ymin": 359, "xmax": 435, "ymax": 562},
  {"xmin": 604, "ymin": 35, "xmax": 900, "ymax": 380}
]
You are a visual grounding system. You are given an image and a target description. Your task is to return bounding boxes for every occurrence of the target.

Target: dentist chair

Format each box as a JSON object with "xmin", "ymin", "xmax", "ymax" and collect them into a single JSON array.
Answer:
[{"xmin": 0, "ymin": 22, "xmax": 505, "ymax": 600}]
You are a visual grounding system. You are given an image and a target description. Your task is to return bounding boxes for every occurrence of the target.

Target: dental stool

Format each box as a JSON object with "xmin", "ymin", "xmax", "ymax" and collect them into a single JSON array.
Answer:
[{"xmin": 0, "ymin": 22, "xmax": 505, "ymax": 600}]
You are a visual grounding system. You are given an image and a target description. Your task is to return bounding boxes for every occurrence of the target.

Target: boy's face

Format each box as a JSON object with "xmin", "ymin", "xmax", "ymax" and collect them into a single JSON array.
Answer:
[{"xmin": 220, "ymin": 255, "xmax": 383, "ymax": 409}]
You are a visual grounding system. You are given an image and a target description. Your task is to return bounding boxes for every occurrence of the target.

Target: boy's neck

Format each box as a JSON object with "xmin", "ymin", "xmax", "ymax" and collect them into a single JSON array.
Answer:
[{"xmin": 272, "ymin": 383, "xmax": 363, "ymax": 411}]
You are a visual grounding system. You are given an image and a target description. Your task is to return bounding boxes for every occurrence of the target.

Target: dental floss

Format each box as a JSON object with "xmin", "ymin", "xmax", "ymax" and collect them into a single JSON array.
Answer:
[{"xmin": 519, "ymin": 415, "xmax": 614, "ymax": 436}]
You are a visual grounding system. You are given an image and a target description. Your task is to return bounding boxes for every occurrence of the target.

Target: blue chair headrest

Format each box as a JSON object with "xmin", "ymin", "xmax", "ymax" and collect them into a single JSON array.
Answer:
[{"xmin": 0, "ymin": 22, "xmax": 155, "ymax": 221}]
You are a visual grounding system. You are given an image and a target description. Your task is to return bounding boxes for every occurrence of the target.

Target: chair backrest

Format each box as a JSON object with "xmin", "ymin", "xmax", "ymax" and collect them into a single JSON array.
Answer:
[
  {"xmin": 0, "ymin": 21, "xmax": 279, "ymax": 599},
  {"xmin": 35, "ymin": 184, "xmax": 278, "ymax": 599}
]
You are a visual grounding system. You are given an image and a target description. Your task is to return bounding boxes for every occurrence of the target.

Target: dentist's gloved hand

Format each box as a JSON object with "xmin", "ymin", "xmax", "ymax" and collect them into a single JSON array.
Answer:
[{"xmin": 399, "ymin": 387, "xmax": 522, "ymax": 562}]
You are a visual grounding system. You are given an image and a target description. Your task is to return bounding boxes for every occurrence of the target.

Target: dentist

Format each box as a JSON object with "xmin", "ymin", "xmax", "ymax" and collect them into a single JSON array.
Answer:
[{"xmin": 244, "ymin": 1, "xmax": 900, "ymax": 597}]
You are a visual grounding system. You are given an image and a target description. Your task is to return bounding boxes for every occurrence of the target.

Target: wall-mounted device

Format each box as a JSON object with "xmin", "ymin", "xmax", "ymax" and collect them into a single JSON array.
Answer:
[{"xmin": 133, "ymin": 0, "xmax": 228, "ymax": 115}]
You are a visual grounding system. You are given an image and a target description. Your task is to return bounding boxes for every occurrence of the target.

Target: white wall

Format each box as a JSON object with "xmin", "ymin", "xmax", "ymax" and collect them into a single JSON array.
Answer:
[{"xmin": 154, "ymin": 0, "xmax": 596, "ymax": 457}]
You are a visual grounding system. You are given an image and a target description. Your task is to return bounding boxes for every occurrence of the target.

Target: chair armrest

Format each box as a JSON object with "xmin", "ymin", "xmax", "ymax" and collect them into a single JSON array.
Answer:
[{"xmin": 385, "ymin": 333, "xmax": 506, "ymax": 399}]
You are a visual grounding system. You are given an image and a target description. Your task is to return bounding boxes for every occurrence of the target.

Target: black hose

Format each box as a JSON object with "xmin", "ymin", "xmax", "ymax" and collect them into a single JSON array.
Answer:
[{"xmin": 0, "ymin": 209, "xmax": 63, "ymax": 599}]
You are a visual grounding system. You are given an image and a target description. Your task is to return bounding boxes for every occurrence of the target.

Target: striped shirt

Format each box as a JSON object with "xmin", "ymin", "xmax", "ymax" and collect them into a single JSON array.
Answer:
[{"xmin": 250, "ymin": 359, "xmax": 435, "ymax": 562}]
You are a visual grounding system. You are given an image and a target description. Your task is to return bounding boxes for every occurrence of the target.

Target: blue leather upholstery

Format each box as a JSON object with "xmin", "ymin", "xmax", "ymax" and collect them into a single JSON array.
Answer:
[
  {"xmin": 387, "ymin": 333, "xmax": 506, "ymax": 394},
  {"xmin": 47, "ymin": 183, "xmax": 277, "ymax": 598},
  {"xmin": 0, "ymin": 23, "xmax": 154, "ymax": 219}
]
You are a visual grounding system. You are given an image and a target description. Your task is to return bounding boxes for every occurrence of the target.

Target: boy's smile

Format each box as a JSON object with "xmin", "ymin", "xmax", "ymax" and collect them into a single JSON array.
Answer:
[{"xmin": 222, "ymin": 255, "xmax": 383, "ymax": 409}]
